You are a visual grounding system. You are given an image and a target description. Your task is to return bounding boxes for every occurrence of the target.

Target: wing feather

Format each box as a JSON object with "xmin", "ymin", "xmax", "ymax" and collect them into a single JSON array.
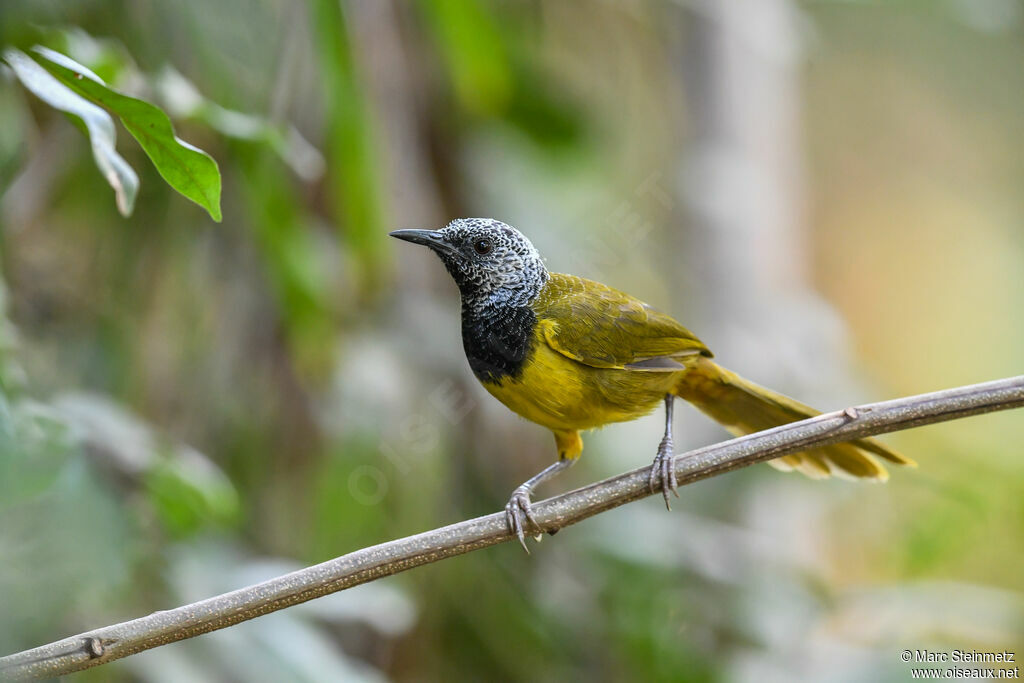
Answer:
[{"xmin": 536, "ymin": 274, "xmax": 711, "ymax": 371}]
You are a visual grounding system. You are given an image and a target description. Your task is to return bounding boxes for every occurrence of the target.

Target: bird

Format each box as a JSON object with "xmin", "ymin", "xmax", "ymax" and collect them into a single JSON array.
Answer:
[{"xmin": 390, "ymin": 218, "xmax": 914, "ymax": 551}]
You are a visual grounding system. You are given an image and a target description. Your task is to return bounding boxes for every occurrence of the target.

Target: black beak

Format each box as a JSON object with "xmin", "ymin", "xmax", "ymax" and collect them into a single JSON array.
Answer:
[{"xmin": 389, "ymin": 229, "xmax": 455, "ymax": 255}]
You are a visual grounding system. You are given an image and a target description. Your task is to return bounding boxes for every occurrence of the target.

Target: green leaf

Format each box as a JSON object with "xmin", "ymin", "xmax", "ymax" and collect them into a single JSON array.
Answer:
[
  {"xmin": 2, "ymin": 47, "xmax": 139, "ymax": 216},
  {"xmin": 32, "ymin": 47, "xmax": 223, "ymax": 222}
]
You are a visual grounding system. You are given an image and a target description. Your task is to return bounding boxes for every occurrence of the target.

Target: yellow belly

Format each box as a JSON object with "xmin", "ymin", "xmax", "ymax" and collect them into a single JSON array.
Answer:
[{"xmin": 481, "ymin": 333, "xmax": 681, "ymax": 433}]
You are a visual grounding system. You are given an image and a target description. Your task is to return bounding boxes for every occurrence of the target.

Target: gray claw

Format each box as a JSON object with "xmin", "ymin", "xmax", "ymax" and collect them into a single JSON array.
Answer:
[
  {"xmin": 649, "ymin": 438, "xmax": 678, "ymax": 510},
  {"xmin": 505, "ymin": 486, "xmax": 538, "ymax": 553}
]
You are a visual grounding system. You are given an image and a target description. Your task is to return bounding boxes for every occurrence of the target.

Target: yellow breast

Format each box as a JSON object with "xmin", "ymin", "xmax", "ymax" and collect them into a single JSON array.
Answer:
[{"xmin": 480, "ymin": 325, "xmax": 680, "ymax": 433}]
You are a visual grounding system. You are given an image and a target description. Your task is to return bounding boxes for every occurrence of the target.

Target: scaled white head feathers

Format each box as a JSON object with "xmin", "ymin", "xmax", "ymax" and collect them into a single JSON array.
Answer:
[{"xmin": 400, "ymin": 218, "xmax": 548, "ymax": 309}]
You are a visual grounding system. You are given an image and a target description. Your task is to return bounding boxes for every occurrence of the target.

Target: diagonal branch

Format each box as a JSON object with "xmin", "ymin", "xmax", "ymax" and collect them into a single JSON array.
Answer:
[{"xmin": 3, "ymin": 375, "xmax": 1023, "ymax": 680}]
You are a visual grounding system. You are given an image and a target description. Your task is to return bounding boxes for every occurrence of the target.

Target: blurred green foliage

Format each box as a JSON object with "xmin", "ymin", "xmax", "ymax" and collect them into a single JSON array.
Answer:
[
  {"xmin": 1, "ymin": 1, "xmax": 1022, "ymax": 681},
  {"xmin": 310, "ymin": 0, "xmax": 388, "ymax": 298}
]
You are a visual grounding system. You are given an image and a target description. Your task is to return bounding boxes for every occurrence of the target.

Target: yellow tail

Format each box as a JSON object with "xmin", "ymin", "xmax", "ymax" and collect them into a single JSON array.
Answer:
[{"xmin": 674, "ymin": 357, "xmax": 915, "ymax": 480}]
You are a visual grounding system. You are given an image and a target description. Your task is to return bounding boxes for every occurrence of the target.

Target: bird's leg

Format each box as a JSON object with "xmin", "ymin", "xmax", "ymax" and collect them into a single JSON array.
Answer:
[
  {"xmin": 505, "ymin": 459, "xmax": 576, "ymax": 553},
  {"xmin": 649, "ymin": 393, "xmax": 679, "ymax": 509}
]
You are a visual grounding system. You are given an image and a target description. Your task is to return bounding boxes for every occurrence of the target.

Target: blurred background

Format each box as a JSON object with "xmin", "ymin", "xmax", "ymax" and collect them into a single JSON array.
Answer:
[{"xmin": 1, "ymin": 0, "xmax": 1023, "ymax": 681}]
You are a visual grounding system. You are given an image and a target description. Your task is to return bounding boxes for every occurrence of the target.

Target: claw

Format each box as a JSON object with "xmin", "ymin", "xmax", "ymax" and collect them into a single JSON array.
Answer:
[
  {"xmin": 505, "ymin": 486, "xmax": 538, "ymax": 553},
  {"xmin": 649, "ymin": 437, "xmax": 678, "ymax": 510}
]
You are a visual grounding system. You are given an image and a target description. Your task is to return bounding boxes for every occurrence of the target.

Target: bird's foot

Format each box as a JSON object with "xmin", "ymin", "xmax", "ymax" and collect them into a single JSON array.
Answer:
[
  {"xmin": 505, "ymin": 485, "xmax": 540, "ymax": 553},
  {"xmin": 648, "ymin": 436, "xmax": 679, "ymax": 510}
]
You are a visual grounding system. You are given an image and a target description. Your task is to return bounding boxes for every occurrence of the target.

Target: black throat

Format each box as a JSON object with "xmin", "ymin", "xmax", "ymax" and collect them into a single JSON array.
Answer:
[{"xmin": 460, "ymin": 300, "xmax": 536, "ymax": 384}]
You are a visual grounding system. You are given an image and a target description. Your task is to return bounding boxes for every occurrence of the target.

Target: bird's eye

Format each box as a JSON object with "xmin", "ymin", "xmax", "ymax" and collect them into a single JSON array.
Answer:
[{"xmin": 472, "ymin": 238, "xmax": 493, "ymax": 255}]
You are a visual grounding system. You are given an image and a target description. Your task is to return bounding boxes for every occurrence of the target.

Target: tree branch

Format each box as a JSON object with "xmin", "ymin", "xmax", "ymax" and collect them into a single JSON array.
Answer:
[{"xmin": 3, "ymin": 375, "xmax": 1023, "ymax": 680}]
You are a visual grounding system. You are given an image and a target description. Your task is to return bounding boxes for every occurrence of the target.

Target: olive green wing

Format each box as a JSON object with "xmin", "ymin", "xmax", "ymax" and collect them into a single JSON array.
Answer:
[{"xmin": 535, "ymin": 274, "xmax": 712, "ymax": 371}]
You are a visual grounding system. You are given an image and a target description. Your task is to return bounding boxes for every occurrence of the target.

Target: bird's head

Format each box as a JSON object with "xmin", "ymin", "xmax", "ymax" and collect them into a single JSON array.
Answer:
[{"xmin": 390, "ymin": 218, "xmax": 547, "ymax": 308}]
